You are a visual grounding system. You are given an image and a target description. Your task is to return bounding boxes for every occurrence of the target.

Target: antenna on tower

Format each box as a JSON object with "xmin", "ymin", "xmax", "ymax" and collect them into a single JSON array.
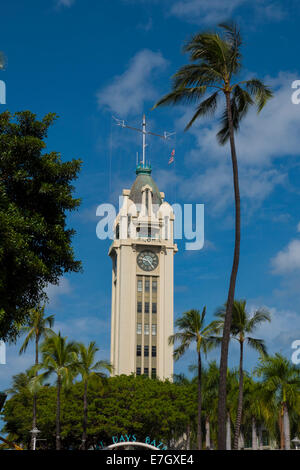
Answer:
[{"xmin": 112, "ymin": 114, "xmax": 175, "ymax": 167}]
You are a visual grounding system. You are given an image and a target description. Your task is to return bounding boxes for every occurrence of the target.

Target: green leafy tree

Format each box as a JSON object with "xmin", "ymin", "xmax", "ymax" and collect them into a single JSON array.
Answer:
[
  {"xmin": 19, "ymin": 304, "xmax": 54, "ymax": 447},
  {"xmin": 255, "ymin": 354, "xmax": 300, "ymax": 450},
  {"xmin": 153, "ymin": 23, "xmax": 273, "ymax": 448},
  {"xmin": 31, "ymin": 332, "xmax": 79, "ymax": 450},
  {"xmin": 77, "ymin": 341, "xmax": 111, "ymax": 449},
  {"xmin": 2, "ymin": 375, "xmax": 193, "ymax": 449},
  {"xmin": 0, "ymin": 111, "xmax": 82, "ymax": 341},
  {"xmin": 215, "ymin": 300, "xmax": 270, "ymax": 448},
  {"xmin": 169, "ymin": 307, "xmax": 218, "ymax": 449}
]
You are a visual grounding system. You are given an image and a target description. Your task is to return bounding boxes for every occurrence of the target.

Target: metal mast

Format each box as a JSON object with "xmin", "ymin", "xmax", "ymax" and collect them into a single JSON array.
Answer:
[{"xmin": 113, "ymin": 114, "xmax": 175, "ymax": 167}]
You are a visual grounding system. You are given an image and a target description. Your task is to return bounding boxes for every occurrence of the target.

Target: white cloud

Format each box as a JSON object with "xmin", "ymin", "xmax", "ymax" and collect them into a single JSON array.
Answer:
[
  {"xmin": 271, "ymin": 239, "xmax": 300, "ymax": 274},
  {"xmin": 97, "ymin": 49, "xmax": 168, "ymax": 116},
  {"xmin": 180, "ymin": 72, "xmax": 300, "ymax": 167},
  {"xmin": 170, "ymin": 0, "xmax": 245, "ymax": 25},
  {"xmin": 56, "ymin": 0, "xmax": 75, "ymax": 7},
  {"xmin": 171, "ymin": 72, "xmax": 296, "ymax": 212},
  {"xmin": 249, "ymin": 304, "xmax": 300, "ymax": 356},
  {"xmin": 45, "ymin": 277, "xmax": 72, "ymax": 306},
  {"xmin": 169, "ymin": 0, "xmax": 285, "ymax": 25}
]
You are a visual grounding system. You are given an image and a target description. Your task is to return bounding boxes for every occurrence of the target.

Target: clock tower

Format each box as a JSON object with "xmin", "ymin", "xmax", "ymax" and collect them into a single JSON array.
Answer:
[{"xmin": 108, "ymin": 163, "xmax": 177, "ymax": 380}]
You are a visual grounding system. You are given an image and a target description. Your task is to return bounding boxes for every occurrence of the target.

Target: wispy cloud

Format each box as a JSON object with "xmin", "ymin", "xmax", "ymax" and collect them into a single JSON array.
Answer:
[
  {"xmin": 45, "ymin": 277, "xmax": 72, "ymax": 307},
  {"xmin": 97, "ymin": 49, "xmax": 168, "ymax": 116},
  {"xmin": 55, "ymin": 0, "xmax": 75, "ymax": 7},
  {"xmin": 169, "ymin": 0, "xmax": 286, "ymax": 25},
  {"xmin": 170, "ymin": 0, "xmax": 245, "ymax": 25}
]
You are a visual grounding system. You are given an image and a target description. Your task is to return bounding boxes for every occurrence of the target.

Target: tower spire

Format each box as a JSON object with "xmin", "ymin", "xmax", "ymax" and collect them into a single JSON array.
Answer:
[
  {"xmin": 142, "ymin": 114, "xmax": 146, "ymax": 167},
  {"xmin": 112, "ymin": 114, "xmax": 175, "ymax": 170}
]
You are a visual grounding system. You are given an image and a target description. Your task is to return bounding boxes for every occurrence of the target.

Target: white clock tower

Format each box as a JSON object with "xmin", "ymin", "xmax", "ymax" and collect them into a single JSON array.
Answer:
[{"xmin": 109, "ymin": 159, "xmax": 177, "ymax": 380}]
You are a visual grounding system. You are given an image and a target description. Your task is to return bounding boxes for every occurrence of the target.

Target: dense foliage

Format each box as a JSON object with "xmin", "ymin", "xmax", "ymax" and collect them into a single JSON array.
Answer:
[
  {"xmin": 1, "ymin": 375, "xmax": 197, "ymax": 450},
  {"xmin": 0, "ymin": 111, "xmax": 82, "ymax": 340}
]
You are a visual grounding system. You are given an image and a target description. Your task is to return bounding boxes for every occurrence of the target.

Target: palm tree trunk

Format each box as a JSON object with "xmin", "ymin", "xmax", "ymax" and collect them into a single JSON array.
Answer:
[
  {"xmin": 252, "ymin": 417, "xmax": 258, "ymax": 450},
  {"xmin": 283, "ymin": 402, "xmax": 290, "ymax": 450},
  {"xmin": 186, "ymin": 422, "xmax": 191, "ymax": 450},
  {"xmin": 238, "ymin": 430, "xmax": 244, "ymax": 450},
  {"xmin": 218, "ymin": 90, "xmax": 241, "ymax": 450},
  {"xmin": 233, "ymin": 340, "xmax": 244, "ymax": 449},
  {"xmin": 279, "ymin": 408, "xmax": 284, "ymax": 449},
  {"xmin": 258, "ymin": 424, "xmax": 263, "ymax": 449},
  {"xmin": 31, "ymin": 336, "xmax": 39, "ymax": 450},
  {"xmin": 81, "ymin": 380, "xmax": 88, "ymax": 450},
  {"xmin": 197, "ymin": 351, "xmax": 202, "ymax": 450},
  {"xmin": 205, "ymin": 416, "xmax": 210, "ymax": 449},
  {"xmin": 226, "ymin": 412, "xmax": 231, "ymax": 450},
  {"xmin": 56, "ymin": 375, "xmax": 61, "ymax": 450}
]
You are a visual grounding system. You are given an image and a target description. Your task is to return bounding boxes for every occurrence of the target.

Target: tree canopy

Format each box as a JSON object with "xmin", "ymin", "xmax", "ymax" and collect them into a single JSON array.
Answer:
[{"xmin": 0, "ymin": 111, "xmax": 82, "ymax": 340}]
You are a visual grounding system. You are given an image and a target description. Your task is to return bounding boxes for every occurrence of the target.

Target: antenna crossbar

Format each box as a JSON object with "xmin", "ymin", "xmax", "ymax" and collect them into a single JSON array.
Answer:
[{"xmin": 112, "ymin": 115, "xmax": 175, "ymax": 166}]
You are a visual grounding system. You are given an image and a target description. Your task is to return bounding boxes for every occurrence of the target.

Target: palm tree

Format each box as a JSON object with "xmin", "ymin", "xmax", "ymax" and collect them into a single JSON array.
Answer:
[
  {"xmin": 255, "ymin": 354, "xmax": 300, "ymax": 450},
  {"xmin": 215, "ymin": 300, "xmax": 270, "ymax": 448},
  {"xmin": 6, "ymin": 370, "xmax": 33, "ymax": 396},
  {"xmin": 77, "ymin": 341, "xmax": 111, "ymax": 450},
  {"xmin": 31, "ymin": 332, "xmax": 79, "ymax": 450},
  {"xmin": 202, "ymin": 361, "xmax": 220, "ymax": 449},
  {"xmin": 19, "ymin": 305, "xmax": 54, "ymax": 448},
  {"xmin": 153, "ymin": 23, "xmax": 273, "ymax": 448},
  {"xmin": 173, "ymin": 373, "xmax": 196, "ymax": 450},
  {"xmin": 242, "ymin": 376, "xmax": 277, "ymax": 450},
  {"xmin": 169, "ymin": 307, "xmax": 218, "ymax": 449}
]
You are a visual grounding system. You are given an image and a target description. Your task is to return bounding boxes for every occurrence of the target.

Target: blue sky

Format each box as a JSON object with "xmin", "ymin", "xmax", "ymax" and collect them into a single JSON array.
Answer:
[{"xmin": 1, "ymin": 0, "xmax": 300, "ymax": 393}]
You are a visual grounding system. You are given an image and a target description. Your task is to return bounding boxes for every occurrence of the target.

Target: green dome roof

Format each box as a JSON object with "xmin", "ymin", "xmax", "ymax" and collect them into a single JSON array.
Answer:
[{"xmin": 129, "ymin": 165, "xmax": 162, "ymax": 206}]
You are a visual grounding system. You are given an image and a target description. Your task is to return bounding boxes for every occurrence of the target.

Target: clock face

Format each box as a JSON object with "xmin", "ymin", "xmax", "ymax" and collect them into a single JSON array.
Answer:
[{"xmin": 137, "ymin": 250, "xmax": 159, "ymax": 271}]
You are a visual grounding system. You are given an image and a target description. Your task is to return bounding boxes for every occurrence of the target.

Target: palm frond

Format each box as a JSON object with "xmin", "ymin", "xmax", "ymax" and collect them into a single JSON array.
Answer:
[
  {"xmin": 185, "ymin": 91, "xmax": 219, "ymax": 130},
  {"xmin": 153, "ymin": 86, "xmax": 207, "ymax": 109},
  {"xmin": 245, "ymin": 79, "xmax": 273, "ymax": 112}
]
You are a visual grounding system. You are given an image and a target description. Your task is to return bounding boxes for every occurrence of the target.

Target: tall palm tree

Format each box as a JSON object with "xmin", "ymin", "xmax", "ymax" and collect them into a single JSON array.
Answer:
[
  {"xmin": 153, "ymin": 23, "xmax": 273, "ymax": 448},
  {"xmin": 31, "ymin": 332, "xmax": 79, "ymax": 450},
  {"xmin": 169, "ymin": 307, "xmax": 218, "ymax": 449},
  {"xmin": 19, "ymin": 305, "xmax": 54, "ymax": 448},
  {"xmin": 255, "ymin": 354, "xmax": 300, "ymax": 450},
  {"xmin": 77, "ymin": 341, "xmax": 111, "ymax": 450},
  {"xmin": 215, "ymin": 300, "xmax": 270, "ymax": 448}
]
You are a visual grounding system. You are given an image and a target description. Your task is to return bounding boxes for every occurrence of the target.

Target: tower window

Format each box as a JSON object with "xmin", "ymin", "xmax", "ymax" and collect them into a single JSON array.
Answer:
[
  {"xmin": 145, "ymin": 279, "xmax": 150, "ymax": 292},
  {"xmin": 152, "ymin": 324, "xmax": 157, "ymax": 336},
  {"xmin": 137, "ymin": 301, "xmax": 142, "ymax": 313},
  {"xmin": 137, "ymin": 280, "xmax": 142, "ymax": 292},
  {"xmin": 136, "ymin": 367, "xmax": 141, "ymax": 375},
  {"xmin": 144, "ymin": 324, "xmax": 149, "ymax": 335},
  {"xmin": 144, "ymin": 302, "xmax": 149, "ymax": 313},
  {"xmin": 152, "ymin": 280, "xmax": 157, "ymax": 292},
  {"xmin": 151, "ymin": 368, "xmax": 156, "ymax": 378},
  {"xmin": 144, "ymin": 345, "xmax": 149, "ymax": 357},
  {"xmin": 152, "ymin": 346, "xmax": 156, "ymax": 357},
  {"xmin": 152, "ymin": 302, "xmax": 157, "ymax": 314},
  {"xmin": 137, "ymin": 345, "xmax": 141, "ymax": 356},
  {"xmin": 137, "ymin": 323, "xmax": 142, "ymax": 335},
  {"xmin": 144, "ymin": 367, "xmax": 149, "ymax": 376}
]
